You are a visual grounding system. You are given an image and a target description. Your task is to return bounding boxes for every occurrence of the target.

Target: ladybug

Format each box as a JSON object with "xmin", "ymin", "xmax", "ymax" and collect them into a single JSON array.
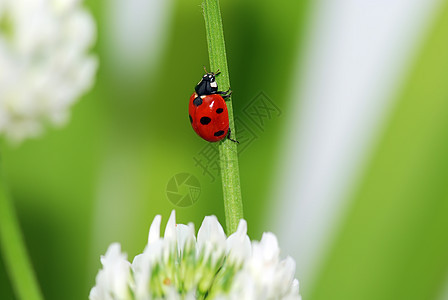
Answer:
[{"xmin": 189, "ymin": 69, "xmax": 238, "ymax": 143}]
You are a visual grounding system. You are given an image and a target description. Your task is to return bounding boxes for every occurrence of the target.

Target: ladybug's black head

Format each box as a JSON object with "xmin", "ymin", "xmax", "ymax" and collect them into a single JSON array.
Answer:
[{"xmin": 195, "ymin": 71, "xmax": 220, "ymax": 96}]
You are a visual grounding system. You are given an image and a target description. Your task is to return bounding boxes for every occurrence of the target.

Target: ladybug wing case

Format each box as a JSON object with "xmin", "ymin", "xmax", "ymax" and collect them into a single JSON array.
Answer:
[{"xmin": 189, "ymin": 93, "xmax": 229, "ymax": 142}]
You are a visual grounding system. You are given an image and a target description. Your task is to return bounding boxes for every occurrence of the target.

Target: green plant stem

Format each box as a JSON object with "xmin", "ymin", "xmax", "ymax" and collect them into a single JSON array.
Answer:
[
  {"xmin": 0, "ymin": 168, "xmax": 43, "ymax": 300},
  {"xmin": 202, "ymin": 0, "xmax": 243, "ymax": 235}
]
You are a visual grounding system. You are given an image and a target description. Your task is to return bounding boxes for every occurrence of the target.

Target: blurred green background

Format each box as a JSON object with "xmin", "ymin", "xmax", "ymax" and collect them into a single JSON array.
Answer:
[{"xmin": 1, "ymin": 0, "xmax": 448, "ymax": 299}]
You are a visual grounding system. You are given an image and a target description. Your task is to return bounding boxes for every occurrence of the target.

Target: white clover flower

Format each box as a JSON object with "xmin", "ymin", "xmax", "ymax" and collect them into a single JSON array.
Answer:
[
  {"xmin": 0, "ymin": 0, "xmax": 97, "ymax": 142},
  {"xmin": 90, "ymin": 211, "xmax": 301, "ymax": 300}
]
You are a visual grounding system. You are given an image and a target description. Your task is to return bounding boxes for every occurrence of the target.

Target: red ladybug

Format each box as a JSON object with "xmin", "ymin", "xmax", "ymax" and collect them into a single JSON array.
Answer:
[{"xmin": 189, "ymin": 70, "xmax": 237, "ymax": 143}]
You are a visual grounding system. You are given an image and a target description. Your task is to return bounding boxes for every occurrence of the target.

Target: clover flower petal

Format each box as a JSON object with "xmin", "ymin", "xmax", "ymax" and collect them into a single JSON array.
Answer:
[{"xmin": 91, "ymin": 212, "xmax": 301, "ymax": 300}]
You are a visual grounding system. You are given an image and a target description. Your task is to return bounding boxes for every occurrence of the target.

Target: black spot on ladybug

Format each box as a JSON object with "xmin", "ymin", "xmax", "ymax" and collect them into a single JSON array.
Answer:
[
  {"xmin": 216, "ymin": 108, "xmax": 223, "ymax": 114},
  {"xmin": 214, "ymin": 130, "xmax": 225, "ymax": 137},
  {"xmin": 193, "ymin": 97, "xmax": 203, "ymax": 106},
  {"xmin": 189, "ymin": 115, "xmax": 193, "ymax": 123},
  {"xmin": 200, "ymin": 117, "xmax": 211, "ymax": 125}
]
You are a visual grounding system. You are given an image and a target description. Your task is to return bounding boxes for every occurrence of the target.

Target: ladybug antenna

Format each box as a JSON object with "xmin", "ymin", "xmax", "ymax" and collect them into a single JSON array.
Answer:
[
  {"xmin": 203, "ymin": 66, "xmax": 208, "ymax": 74},
  {"xmin": 214, "ymin": 69, "xmax": 221, "ymax": 76}
]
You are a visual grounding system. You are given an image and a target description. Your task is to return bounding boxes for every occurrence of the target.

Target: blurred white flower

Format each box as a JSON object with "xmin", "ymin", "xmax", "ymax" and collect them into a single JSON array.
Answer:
[
  {"xmin": 0, "ymin": 0, "xmax": 97, "ymax": 142},
  {"xmin": 90, "ymin": 211, "xmax": 301, "ymax": 300},
  {"xmin": 89, "ymin": 244, "xmax": 133, "ymax": 300}
]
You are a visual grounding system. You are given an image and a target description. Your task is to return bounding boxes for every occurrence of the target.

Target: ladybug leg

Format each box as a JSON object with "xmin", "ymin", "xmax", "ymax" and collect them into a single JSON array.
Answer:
[
  {"xmin": 217, "ymin": 89, "xmax": 232, "ymax": 99},
  {"xmin": 227, "ymin": 128, "xmax": 239, "ymax": 144}
]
